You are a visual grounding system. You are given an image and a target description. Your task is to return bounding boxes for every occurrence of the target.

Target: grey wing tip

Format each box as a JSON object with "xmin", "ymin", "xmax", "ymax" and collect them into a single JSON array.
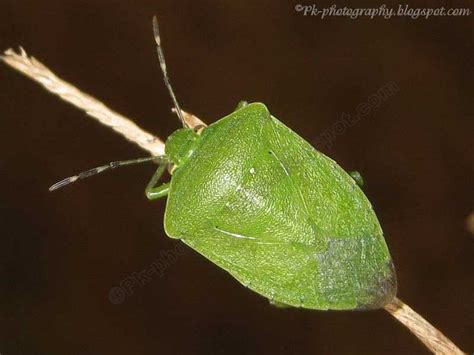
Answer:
[{"xmin": 356, "ymin": 259, "xmax": 397, "ymax": 310}]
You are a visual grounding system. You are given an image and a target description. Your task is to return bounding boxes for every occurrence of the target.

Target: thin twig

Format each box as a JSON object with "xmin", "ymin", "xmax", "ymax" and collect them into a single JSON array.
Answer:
[
  {"xmin": 385, "ymin": 298, "xmax": 464, "ymax": 354},
  {"xmin": 1, "ymin": 48, "xmax": 167, "ymax": 155},
  {"xmin": 1, "ymin": 47, "xmax": 465, "ymax": 355}
]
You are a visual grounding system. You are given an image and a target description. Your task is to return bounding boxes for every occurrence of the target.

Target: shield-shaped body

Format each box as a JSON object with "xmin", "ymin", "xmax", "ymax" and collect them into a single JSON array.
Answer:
[{"xmin": 164, "ymin": 103, "xmax": 396, "ymax": 310}]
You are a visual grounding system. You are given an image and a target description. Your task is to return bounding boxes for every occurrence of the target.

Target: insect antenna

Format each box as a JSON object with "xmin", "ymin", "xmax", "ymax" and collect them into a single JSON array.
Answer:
[
  {"xmin": 152, "ymin": 15, "xmax": 186, "ymax": 127},
  {"xmin": 49, "ymin": 156, "xmax": 162, "ymax": 191}
]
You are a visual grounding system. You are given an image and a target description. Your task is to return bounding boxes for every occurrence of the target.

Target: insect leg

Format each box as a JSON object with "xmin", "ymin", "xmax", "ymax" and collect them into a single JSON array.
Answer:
[
  {"xmin": 145, "ymin": 161, "xmax": 170, "ymax": 200},
  {"xmin": 235, "ymin": 100, "xmax": 248, "ymax": 110},
  {"xmin": 349, "ymin": 170, "xmax": 364, "ymax": 187}
]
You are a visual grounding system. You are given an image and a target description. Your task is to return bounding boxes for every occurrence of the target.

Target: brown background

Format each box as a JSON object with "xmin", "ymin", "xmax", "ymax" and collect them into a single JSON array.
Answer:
[{"xmin": 0, "ymin": 1, "xmax": 472, "ymax": 354}]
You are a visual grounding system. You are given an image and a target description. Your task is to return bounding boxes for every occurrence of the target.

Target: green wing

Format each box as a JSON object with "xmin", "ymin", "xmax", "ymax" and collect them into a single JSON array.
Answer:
[{"xmin": 164, "ymin": 103, "xmax": 396, "ymax": 310}]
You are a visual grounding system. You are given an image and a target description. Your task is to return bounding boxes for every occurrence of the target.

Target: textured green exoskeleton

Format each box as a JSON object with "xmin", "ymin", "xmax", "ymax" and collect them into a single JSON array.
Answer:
[
  {"xmin": 147, "ymin": 102, "xmax": 396, "ymax": 310},
  {"xmin": 51, "ymin": 19, "xmax": 396, "ymax": 311}
]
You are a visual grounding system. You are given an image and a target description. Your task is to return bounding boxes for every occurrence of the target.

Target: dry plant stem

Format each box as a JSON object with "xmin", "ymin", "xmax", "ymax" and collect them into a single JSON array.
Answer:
[
  {"xmin": 3, "ymin": 48, "xmax": 165, "ymax": 155},
  {"xmin": 1, "ymin": 47, "xmax": 464, "ymax": 355},
  {"xmin": 384, "ymin": 298, "xmax": 464, "ymax": 354}
]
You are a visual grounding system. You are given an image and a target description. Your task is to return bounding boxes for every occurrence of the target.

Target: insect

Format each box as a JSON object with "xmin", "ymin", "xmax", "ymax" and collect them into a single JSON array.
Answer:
[{"xmin": 50, "ymin": 16, "xmax": 396, "ymax": 310}]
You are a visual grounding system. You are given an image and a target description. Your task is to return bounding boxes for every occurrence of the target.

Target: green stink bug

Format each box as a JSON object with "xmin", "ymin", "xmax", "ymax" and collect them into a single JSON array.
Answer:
[{"xmin": 51, "ymin": 17, "xmax": 396, "ymax": 311}]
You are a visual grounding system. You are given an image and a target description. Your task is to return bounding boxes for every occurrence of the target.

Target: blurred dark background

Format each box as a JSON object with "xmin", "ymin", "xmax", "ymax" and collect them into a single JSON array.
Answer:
[{"xmin": 0, "ymin": 1, "xmax": 472, "ymax": 354}]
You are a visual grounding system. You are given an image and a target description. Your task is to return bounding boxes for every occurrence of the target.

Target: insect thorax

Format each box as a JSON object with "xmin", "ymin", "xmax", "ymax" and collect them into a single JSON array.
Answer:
[{"xmin": 165, "ymin": 128, "xmax": 201, "ymax": 168}]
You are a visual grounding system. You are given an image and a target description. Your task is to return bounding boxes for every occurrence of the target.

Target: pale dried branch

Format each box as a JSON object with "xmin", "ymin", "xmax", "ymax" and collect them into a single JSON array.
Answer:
[
  {"xmin": 1, "ymin": 48, "xmax": 203, "ymax": 156},
  {"xmin": 172, "ymin": 108, "xmax": 206, "ymax": 129},
  {"xmin": 1, "ymin": 47, "xmax": 465, "ymax": 355},
  {"xmin": 385, "ymin": 297, "xmax": 464, "ymax": 354}
]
